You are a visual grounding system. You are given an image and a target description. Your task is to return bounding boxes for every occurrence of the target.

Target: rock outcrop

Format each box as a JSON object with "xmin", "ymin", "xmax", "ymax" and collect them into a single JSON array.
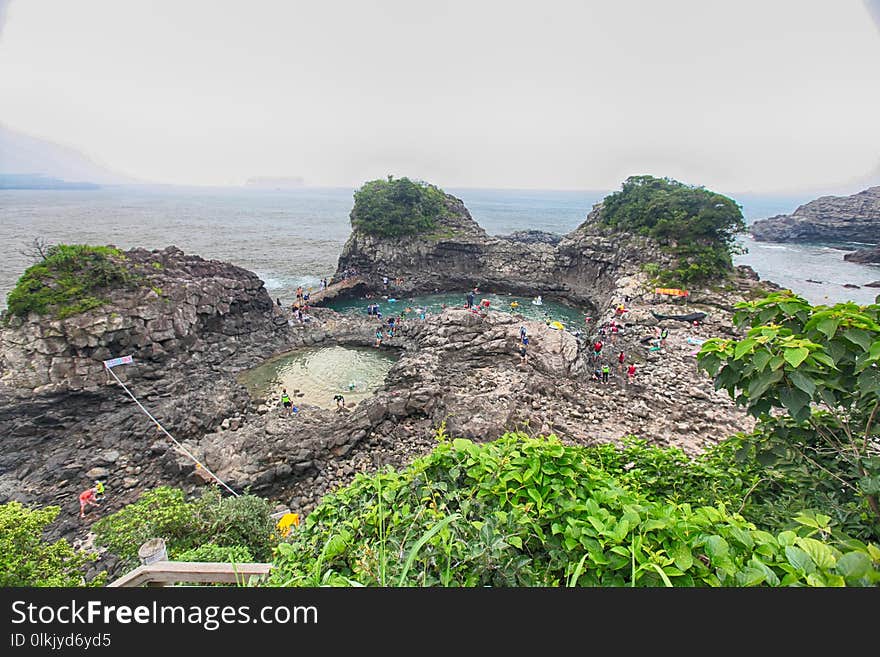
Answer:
[
  {"xmin": 750, "ymin": 186, "xmax": 880, "ymax": 244},
  {"xmin": 844, "ymin": 246, "xmax": 880, "ymax": 264},
  {"xmin": 1, "ymin": 246, "xmax": 281, "ymax": 394},
  {"xmin": 337, "ymin": 197, "xmax": 671, "ymax": 313}
]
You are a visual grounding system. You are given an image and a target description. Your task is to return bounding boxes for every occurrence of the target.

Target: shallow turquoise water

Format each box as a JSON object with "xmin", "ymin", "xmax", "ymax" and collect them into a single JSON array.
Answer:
[
  {"xmin": 326, "ymin": 291, "xmax": 590, "ymax": 330},
  {"xmin": 238, "ymin": 345, "xmax": 397, "ymax": 410}
]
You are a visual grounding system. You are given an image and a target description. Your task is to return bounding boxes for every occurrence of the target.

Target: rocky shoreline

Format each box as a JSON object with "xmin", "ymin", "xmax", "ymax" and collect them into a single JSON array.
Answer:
[{"xmin": 0, "ymin": 193, "xmax": 773, "ymax": 579}]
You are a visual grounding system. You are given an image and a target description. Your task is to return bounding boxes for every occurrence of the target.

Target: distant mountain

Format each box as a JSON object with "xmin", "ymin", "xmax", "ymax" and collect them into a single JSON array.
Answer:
[
  {"xmin": 0, "ymin": 173, "xmax": 99, "ymax": 190},
  {"xmin": 0, "ymin": 123, "xmax": 134, "ymax": 185}
]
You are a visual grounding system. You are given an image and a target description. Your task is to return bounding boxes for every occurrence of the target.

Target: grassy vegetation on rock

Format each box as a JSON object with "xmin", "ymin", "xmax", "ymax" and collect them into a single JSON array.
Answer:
[{"xmin": 5, "ymin": 244, "xmax": 135, "ymax": 320}]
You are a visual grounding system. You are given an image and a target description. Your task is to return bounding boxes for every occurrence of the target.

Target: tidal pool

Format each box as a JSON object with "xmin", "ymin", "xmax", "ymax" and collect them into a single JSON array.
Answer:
[
  {"xmin": 238, "ymin": 345, "xmax": 397, "ymax": 410},
  {"xmin": 326, "ymin": 291, "xmax": 590, "ymax": 330}
]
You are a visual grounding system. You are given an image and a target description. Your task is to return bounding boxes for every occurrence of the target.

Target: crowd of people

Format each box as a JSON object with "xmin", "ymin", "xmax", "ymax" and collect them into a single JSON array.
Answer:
[{"xmin": 509, "ymin": 298, "xmax": 643, "ymax": 388}]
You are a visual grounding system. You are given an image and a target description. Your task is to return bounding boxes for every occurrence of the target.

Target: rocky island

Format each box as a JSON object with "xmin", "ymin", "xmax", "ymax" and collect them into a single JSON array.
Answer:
[
  {"xmin": 750, "ymin": 185, "xmax": 880, "ymax": 253},
  {"xmin": 0, "ymin": 176, "xmax": 772, "ymax": 577}
]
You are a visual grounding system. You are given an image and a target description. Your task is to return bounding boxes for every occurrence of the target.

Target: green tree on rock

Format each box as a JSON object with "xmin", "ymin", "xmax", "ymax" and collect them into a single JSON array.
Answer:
[
  {"xmin": 351, "ymin": 176, "xmax": 448, "ymax": 238},
  {"xmin": 599, "ymin": 175, "xmax": 746, "ymax": 286}
]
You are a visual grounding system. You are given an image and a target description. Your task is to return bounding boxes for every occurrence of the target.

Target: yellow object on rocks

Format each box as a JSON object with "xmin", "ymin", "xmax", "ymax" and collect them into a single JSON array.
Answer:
[{"xmin": 277, "ymin": 512, "xmax": 300, "ymax": 537}]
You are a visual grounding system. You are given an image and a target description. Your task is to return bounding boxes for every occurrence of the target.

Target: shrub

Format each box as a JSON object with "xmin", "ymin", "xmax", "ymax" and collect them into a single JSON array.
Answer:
[
  {"xmin": 5, "ymin": 244, "xmax": 135, "ymax": 320},
  {"xmin": 190, "ymin": 488, "xmax": 276, "ymax": 561},
  {"xmin": 267, "ymin": 432, "xmax": 880, "ymax": 587},
  {"xmin": 93, "ymin": 486, "xmax": 276, "ymax": 568},
  {"xmin": 93, "ymin": 487, "xmax": 199, "ymax": 565},
  {"xmin": 350, "ymin": 176, "xmax": 449, "ymax": 237},
  {"xmin": 0, "ymin": 502, "xmax": 104, "ymax": 586},
  {"xmin": 697, "ymin": 290, "xmax": 880, "ymax": 539}
]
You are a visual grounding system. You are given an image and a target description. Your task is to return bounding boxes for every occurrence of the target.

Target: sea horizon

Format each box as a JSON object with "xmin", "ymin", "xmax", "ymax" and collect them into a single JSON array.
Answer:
[{"xmin": 0, "ymin": 185, "xmax": 877, "ymax": 310}]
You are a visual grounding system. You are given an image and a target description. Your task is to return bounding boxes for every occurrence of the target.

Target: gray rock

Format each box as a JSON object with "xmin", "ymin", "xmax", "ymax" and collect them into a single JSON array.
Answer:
[
  {"xmin": 844, "ymin": 246, "xmax": 880, "ymax": 264},
  {"xmin": 751, "ymin": 186, "xmax": 880, "ymax": 244},
  {"xmin": 98, "ymin": 449, "xmax": 121, "ymax": 464}
]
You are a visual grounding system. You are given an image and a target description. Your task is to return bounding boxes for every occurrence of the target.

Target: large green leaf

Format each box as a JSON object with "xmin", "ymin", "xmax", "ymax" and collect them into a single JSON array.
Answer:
[
  {"xmin": 728, "ymin": 526, "xmax": 755, "ymax": 550},
  {"xmin": 734, "ymin": 338, "xmax": 757, "ymax": 360},
  {"xmin": 784, "ymin": 545, "xmax": 816, "ymax": 574},
  {"xmin": 835, "ymin": 551, "xmax": 872, "ymax": 579},
  {"xmin": 747, "ymin": 368, "xmax": 784, "ymax": 399},
  {"xmin": 705, "ymin": 535, "xmax": 729, "ymax": 562},
  {"xmin": 779, "ymin": 386, "xmax": 811, "ymax": 420},
  {"xmin": 796, "ymin": 537, "xmax": 836, "ymax": 569},
  {"xmin": 783, "ymin": 347, "xmax": 810, "ymax": 368},
  {"xmin": 748, "ymin": 557, "xmax": 781, "ymax": 587},
  {"xmin": 843, "ymin": 328, "xmax": 873, "ymax": 352},
  {"xmin": 805, "ymin": 573, "xmax": 826, "ymax": 587},
  {"xmin": 735, "ymin": 567, "xmax": 766, "ymax": 587},
  {"xmin": 811, "ymin": 352, "xmax": 837, "ymax": 369},
  {"xmin": 857, "ymin": 368, "xmax": 880, "ymax": 396},
  {"xmin": 753, "ymin": 350, "xmax": 773, "ymax": 372},
  {"xmin": 671, "ymin": 542, "xmax": 694, "ymax": 571},
  {"xmin": 787, "ymin": 370, "xmax": 816, "ymax": 397},
  {"xmin": 816, "ymin": 317, "xmax": 839, "ymax": 339}
]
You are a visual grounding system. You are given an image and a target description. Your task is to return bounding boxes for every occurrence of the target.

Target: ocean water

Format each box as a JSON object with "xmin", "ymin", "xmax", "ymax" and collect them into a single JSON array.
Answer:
[{"xmin": 0, "ymin": 185, "xmax": 877, "ymax": 311}]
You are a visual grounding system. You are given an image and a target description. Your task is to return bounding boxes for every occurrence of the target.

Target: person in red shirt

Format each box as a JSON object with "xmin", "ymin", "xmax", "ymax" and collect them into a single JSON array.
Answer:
[
  {"xmin": 627, "ymin": 363, "xmax": 636, "ymax": 383},
  {"xmin": 617, "ymin": 350, "xmax": 626, "ymax": 372},
  {"xmin": 79, "ymin": 486, "xmax": 100, "ymax": 518}
]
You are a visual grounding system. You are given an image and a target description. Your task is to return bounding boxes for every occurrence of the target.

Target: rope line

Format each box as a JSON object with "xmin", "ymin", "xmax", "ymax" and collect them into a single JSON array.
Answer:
[{"xmin": 105, "ymin": 366, "xmax": 239, "ymax": 497}]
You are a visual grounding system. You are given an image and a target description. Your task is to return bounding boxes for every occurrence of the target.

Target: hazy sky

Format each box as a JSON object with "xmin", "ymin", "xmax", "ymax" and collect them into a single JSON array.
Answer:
[{"xmin": 1, "ymin": 0, "xmax": 879, "ymax": 192}]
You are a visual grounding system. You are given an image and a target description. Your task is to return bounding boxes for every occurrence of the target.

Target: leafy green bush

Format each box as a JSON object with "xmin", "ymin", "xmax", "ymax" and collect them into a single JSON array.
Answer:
[
  {"xmin": 175, "ymin": 543, "xmax": 254, "ymax": 563},
  {"xmin": 267, "ymin": 433, "xmax": 880, "ymax": 587},
  {"xmin": 599, "ymin": 175, "xmax": 746, "ymax": 286},
  {"xmin": 190, "ymin": 488, "xmax": 276, "ymax": 561},
  {"xmin": 0, "ymin": 502, "xmax": 104, "ymax": 586},
  {"xmin": 697, "ymin": 290, "xmax": 880, "ymax": 539},
  {"xmin": 93, "ymin": 487, "xmax": 198, "ymax": 564},
  {"xmin": 583, "ymin": 433, "xmax": 875, "ymax": 542},
  {"xmin": 5, "ymin": 244, "xmax": 135, "ymax": 320},
  {"xmin": 93, "ymin": 486, "xmax": 276, "ymax": 568},
  {"xmin": 351, "ymin": 176, "xmax": 449, "ymax": 237}
]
